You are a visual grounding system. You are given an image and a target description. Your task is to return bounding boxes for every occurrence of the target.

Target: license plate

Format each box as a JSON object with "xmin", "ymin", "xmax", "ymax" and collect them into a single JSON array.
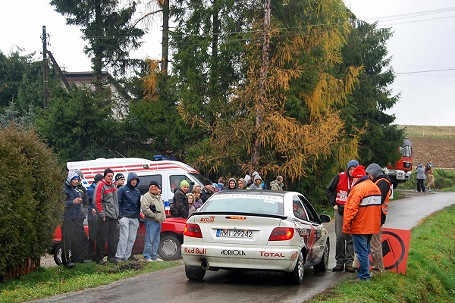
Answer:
[{"xmin": 216, "ymin": 229, "xmax": 253, "ymax": 238}]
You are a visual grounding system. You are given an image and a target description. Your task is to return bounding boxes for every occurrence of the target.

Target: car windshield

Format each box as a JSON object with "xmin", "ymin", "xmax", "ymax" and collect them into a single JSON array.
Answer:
[{"xmin": 200, "ymin": 193, "xmax": 284, "ymax": 216}]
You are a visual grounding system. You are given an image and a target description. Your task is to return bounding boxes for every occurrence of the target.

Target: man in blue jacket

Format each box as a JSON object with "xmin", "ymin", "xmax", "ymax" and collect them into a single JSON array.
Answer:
[
  {"xmin": 115, "ymin": 172, "xmax": 141, "ymax": 261},
  {"xmin": 62, "ymin": 170, "xmax": 88, "ymax": 267}
]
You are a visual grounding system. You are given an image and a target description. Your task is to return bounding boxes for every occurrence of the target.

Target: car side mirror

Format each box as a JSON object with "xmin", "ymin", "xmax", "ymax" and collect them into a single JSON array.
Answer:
[{"xmin": 319, "ymin": 214, "xmax": 331, "ymax": 223}]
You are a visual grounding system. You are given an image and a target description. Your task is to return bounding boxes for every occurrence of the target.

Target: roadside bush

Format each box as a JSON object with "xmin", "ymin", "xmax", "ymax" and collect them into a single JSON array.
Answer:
[
  {"xmin": 433, "ymin": 169, "xmax": 455, "ymax": 189},
  {"xmin": 0, "ymin": 126, "xmax": 64, "ymax": 280}
]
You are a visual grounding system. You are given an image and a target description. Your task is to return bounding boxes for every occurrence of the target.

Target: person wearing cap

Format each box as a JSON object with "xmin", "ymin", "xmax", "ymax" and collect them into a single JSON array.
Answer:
[
  {"xmin": 227, "ymin": 178, "xmax": 237, "ymax": 190},
  {"xmin": 62, "ymin": 170, "xmax": 87, "ymax": 267},
  {"xmin": 270, "ymin": 176, "xmax": 284, "ymax": 191},
  {"xmin": 171, "ymin": 180, "xmax": 190, "ymax": 218},
  {"xmin": 343, "ymin": 165, "xmax": 382, "ymax": 281},
  {"xmin": 115, "ymin": 173, "xmax": 125, "ymax": 188},
  {"xmin": 325, "ymin": 160, "xmax": 359, "ymax": 272},
  {"xmin": 249, "ymin": 174, "xmax": 263, "ymax": 190},
  {"xmin": 244, "ymin": 174, "xmax": 253, "ymax": 188},
  {"xmin": 94, "ymin": 168, "xmax": 119, "ymax": 265},
  {"xmin": 141, "ymin": 181, "xmax": 166, "ymax": 261},
  {"xmin": 217, "ymin": 176, "xmax": 226, "ymax": 191},
  {"xmin": 201, "ymin": 178, "xmax": 214, "ymax": 203},
  {"xmin": 116, "ymin": 172, "xmax": 141, "ymax": 261},
  {"xmin": 85, "ymin": 173, "xmax": 103, "ymax": 262},
  {"xmin": 365, "ymin": 163, "xmax": 393, "ymax": 275}
]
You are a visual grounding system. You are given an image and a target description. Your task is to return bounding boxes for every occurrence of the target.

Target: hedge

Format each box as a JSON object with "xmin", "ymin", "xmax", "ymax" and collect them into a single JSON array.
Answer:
[{"xmin": 0, "ymin": 126, "xmax": 64, "ymax": 281}]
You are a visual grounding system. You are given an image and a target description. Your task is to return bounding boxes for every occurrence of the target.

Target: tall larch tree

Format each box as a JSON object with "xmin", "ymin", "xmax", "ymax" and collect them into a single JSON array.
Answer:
[{"xmin": 179, "ymin": 0, "xmax": 361, "ymax": 182}]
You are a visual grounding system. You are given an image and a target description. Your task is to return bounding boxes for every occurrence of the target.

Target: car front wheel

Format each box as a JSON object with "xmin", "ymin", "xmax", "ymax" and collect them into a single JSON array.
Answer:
[
  {"xmin": 185, "ymin": 265, "xmax": 206, "ymax": 281},
  {"xmin": 286, "ymin": 250, "xmax": 305, "ymax": 285},
  {"xmin": 314, "ymin": 239, "xmax": 330, "ymax": 272}
]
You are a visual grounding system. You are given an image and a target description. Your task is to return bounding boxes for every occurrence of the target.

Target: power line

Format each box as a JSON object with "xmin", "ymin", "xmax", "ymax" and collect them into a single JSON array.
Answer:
[{"xmin": 396, "ymin": 68, "xmax": 455, "ymax": 75}]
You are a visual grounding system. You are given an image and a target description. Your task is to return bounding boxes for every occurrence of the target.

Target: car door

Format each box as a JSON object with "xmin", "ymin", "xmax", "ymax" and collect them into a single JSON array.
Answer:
[
  {"xmin": 298, "ymin": 195, "xmax": 328, "ymax": 263},
  {"xmin": 291, "ymin": 196, "xmax": 318, "ymax": 264}
]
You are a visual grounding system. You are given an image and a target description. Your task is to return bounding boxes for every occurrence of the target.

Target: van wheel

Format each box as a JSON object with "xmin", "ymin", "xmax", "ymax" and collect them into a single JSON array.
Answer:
[
  {"xmin": 185, "ymin": 265, "xmax": 206, "ymax": 281},
  {"xmin": 159, "ymin": 233, "xmax": 181, "ymax": 260},
  {"xmin": 285, "ymin": 251, "xmax": 305, "ymax": 285}
]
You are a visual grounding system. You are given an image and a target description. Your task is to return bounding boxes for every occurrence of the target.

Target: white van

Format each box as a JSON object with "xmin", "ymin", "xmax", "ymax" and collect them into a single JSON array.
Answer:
[{"xmin": 67, "ymin": 158, "xmax": 206, "ymax": 214}]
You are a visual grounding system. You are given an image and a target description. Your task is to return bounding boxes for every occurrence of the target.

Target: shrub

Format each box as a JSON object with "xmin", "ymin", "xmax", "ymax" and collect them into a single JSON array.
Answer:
[{"xmin": 0, "ymin": 126, "xmax": 64, "ymax": 280}]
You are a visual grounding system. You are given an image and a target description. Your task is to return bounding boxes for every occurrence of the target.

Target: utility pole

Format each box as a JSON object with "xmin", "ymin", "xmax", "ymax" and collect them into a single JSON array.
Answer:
[{"xmin": 42, "ymin": 25, "xmax": 49, "ymax": 109}]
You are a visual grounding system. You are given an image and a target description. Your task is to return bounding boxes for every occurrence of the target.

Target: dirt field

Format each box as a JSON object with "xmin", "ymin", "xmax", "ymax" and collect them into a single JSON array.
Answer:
[{"xmin": 409, "ymin": 136, "xmax": 455, "ymax": 169}]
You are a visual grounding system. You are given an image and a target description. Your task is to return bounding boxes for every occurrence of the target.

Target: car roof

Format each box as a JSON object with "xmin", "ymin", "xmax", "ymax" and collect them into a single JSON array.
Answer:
[{"xmin": 211, "ymin": 190, "xmax": 300, "ymax": 198}]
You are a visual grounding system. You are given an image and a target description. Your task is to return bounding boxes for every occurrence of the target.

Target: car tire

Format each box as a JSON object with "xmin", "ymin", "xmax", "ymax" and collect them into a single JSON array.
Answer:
[
  {"xmin": 185, "ymin": 264, "xmax": 206, "ymax": 281},
  {"xmin": 53, "ymin": 243, "xmax": 63, "ymax": 266},
  {"xmin": 53, "ymin": 243, "xmax": 72, "ymax": 266},
  {"xmin": 285, "ymin": 250, "xmax": 305, "ymax": 285},
  {"xmin": 314, "ymin": 239, "xmax": 330, "ymax": 272},
  {"xmin": 158, "ymin": 233, "xmax": 182, "ymax": 260}
]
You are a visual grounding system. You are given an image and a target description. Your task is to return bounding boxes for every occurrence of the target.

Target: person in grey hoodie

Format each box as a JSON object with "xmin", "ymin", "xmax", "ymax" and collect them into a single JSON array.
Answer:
[
  {"xmin": 94, "ymin": 168, "xmax": 119, "ymax": 264},
  {"xmin": 115, "ymin": 172, "xmax": 141, "ymax": 261},
  {"xmin": 416, "ymin": 163, "xmax": 426, "ymax": 192}
]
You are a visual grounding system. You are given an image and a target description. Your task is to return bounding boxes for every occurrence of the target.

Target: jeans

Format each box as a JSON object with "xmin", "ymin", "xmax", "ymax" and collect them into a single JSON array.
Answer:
[
  {"xmin": 334, "ymin": 208, "xmax": 354, "ymax": 266},
  {"xmin": 143, "ymin": 220, "xmax": 161, "ymax": 260},
  {"xmin": 116, "ymin": 217, "xmax": 139, "ymax": 259},
  {"xmin": 353, "ymin": 234, "xmax": 372, "ymax": 280},
  {"xmin": 417, "ymin": 179, "xmax": 425, "ymax": 192}
]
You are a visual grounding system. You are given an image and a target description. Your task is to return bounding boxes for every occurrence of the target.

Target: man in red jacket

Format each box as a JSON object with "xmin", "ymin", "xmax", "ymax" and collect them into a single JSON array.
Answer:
[{"xmin": 343, "ymin": 165, "xmax": 382, "ymax": 281}]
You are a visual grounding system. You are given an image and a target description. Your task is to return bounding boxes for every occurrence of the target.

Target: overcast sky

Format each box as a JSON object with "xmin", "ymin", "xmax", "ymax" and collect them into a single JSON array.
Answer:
[{"xmin": 1, "ymin": 0, "xmax": 454, "ymax": 126}]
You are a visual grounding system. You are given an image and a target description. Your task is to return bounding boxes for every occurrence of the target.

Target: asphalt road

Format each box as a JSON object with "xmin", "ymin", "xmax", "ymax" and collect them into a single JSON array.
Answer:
[{"xmin": 33, "ymin": 191, "xmax": 455, "ymax": 303}]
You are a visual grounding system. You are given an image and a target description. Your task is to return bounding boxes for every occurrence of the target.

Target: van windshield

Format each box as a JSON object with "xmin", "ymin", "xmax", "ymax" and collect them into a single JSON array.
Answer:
[{"xmin": 190, "ymin": 173, "xmax": 205, "ymax": 185}]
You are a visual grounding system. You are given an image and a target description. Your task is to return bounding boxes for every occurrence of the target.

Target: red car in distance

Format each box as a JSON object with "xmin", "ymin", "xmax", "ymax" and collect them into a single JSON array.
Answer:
[{"xmin": 52, "ymin": 217, "xmax": 187, "ymax": 265}]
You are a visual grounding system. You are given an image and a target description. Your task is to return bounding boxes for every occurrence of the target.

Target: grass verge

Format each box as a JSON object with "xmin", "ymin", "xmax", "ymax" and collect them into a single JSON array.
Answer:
[
  {"xmin": 0, "ymin": 260, "xmax": 180, "ymax": 303},
  {"xmin": 308, "ymin": 205, "xmax": 455, "ymax": 303}
]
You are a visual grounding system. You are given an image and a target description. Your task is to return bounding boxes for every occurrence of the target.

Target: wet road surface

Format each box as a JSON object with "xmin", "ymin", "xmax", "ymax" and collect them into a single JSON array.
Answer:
[{"xmin": 33, "ymin": 191, "xmax": 455, "ymax": 303}]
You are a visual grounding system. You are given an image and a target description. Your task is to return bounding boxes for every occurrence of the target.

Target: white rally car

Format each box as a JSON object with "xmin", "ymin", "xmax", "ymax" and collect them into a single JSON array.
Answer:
[{"xmin": 181, "ymin": 190, "xmax": 331, "ymax": 285}]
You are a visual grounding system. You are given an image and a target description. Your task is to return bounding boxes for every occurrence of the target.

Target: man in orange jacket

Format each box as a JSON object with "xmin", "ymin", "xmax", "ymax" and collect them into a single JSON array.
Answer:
[{"xmin": 343, "ymin": 165, "xmax": 382, "ymax": 281}]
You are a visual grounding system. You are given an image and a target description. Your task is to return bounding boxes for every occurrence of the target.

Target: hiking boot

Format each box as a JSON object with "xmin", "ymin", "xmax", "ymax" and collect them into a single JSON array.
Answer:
[
  {"xmin": 345, "ymin": 265, "xmax": 356, "ymax": 272},
  {"xmin": 108, "ymin": 257, "xmax": 120, "ymax": 265},
  {"xmin": 63, "ymin": 262, "xmax": 75, "ymax": 268},
  {"xmin": 332, "ymin": 264, "xmax": 344, "ymax": 272}
]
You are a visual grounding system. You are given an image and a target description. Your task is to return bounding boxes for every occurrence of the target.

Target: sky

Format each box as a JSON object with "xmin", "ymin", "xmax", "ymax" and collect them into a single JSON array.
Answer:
[{"xmin": 1, "ymin": 0, "xmax": 454, "ymax": 126}]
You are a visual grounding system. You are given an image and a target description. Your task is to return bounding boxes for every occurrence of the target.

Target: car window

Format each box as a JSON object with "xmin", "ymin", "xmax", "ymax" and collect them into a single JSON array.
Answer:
[
  {"xmin": 292, "ymin": 196, "xmax": 309, "ymax": 221},
  {"xmin": 170, "ymin": 175, "xmax": 194, "ymax": 193},
  {"xmin": 137, "ymin": 175, "xmax": 162, "ymax": 195},
  {"xmin": 298, "ymin": 195, "xmax": 320, "ymax": 223},
  {"xmin": 201, "ymin": 194, "xmax": 284, "ymax": 216}
]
